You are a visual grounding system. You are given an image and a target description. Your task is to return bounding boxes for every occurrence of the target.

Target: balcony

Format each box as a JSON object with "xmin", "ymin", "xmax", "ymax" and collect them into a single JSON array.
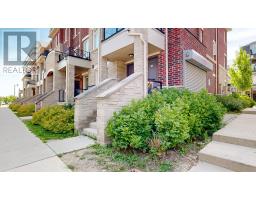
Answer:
[{"xmin": 57, "ymin": 47, "xmax": 91, "ymax": 70}]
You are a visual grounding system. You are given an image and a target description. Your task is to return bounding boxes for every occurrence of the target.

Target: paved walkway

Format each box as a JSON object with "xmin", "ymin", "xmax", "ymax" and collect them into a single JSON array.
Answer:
[
  {"xmin": 0, "ymin": 107, "xmax": 70, "ymax": 172},
  {"xmin": 190, "ymin": 109, "xmax": 256, "ymax": 172}
]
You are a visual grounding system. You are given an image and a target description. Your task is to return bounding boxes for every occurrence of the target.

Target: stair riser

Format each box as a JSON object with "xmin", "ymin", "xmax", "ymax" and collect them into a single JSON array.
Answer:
[
  {"xmin": 213, "ymin": 135, "xmax": 256, "ymax": 149},
  {"xmin": 82, "ymin": 131, "xmax": 97, "ymax": 140},
  {"xmin": 199, "ymin": 152, "xmax": 256, "ymax": 172}
]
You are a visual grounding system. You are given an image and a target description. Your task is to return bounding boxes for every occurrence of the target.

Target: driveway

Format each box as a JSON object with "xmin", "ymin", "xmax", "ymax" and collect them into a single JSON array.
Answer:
[{"xmin": 0, "ymin": 107, "xmax": 70, "ymax": 172}]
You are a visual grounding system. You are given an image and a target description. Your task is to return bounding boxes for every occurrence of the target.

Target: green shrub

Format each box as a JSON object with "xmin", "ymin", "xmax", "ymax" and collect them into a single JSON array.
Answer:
[
  {"xmin": 155, "ymin": 101, "xmax": 190, "ymax": 150},
  {"xmin": 16, "ymin": 104, "xmax": 35, "ymax": 117},
  {"xmin": 107, "ymin": 88, "xmax": 225, "ymax": 153},
  {"xmin": 239, "ymin": 95, "xmax": 255, "ymax": 108},
  {"xmin": 216, "ymin": 95, "xmax": 244, "ymax": 112},
  {"xmin": 9, "ymin": 103, "xmax": 21, "ymax": 112},
  {"xmin": 32, "ymin": 105, "xmax": 74, "ymax": 134}
]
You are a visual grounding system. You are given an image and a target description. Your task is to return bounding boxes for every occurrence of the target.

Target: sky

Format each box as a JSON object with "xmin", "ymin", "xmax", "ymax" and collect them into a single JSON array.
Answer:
[
  {"xmin": 0, "ymin": 28, "xmax": 50, "ymax": 97},
  {"xmin": 0, "ymin": 28, "xmax": 256, "ymax": 97}
]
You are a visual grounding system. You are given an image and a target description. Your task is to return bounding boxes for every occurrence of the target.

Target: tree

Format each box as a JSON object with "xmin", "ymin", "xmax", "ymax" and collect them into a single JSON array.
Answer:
[{"xmin": 228, "ymin": 49, "xmax": 253, "ymax": 93}]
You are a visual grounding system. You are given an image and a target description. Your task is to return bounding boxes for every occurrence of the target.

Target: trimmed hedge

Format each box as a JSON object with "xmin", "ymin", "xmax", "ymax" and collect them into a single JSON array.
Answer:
[
  {"xmin": 32, "ymin": 105, "xmax": 74, "ymax": 134},
  {"xmin": 106, "ymin": 88, "xmax": 226, "ymax": 153},
  {"xmin": 9, "ymin": 103, "xmax": 21, "ymax": 112}
]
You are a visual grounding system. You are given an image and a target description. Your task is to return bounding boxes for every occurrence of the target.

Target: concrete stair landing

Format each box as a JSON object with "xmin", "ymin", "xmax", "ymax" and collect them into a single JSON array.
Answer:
[{"xmin": 190, "ymin": 112, "xmax": 256, "ymax": 172}]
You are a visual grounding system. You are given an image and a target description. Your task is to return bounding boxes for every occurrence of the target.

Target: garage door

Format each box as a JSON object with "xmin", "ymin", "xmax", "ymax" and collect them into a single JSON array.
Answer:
[{"xmin": 184, "ymin": 61, "xmax": 206, "ymax": 92}]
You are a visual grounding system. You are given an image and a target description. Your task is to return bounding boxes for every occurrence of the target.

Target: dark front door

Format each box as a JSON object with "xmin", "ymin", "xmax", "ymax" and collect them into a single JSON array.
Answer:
[
  {"xmin": 148, "ymin": 57, "xmax": 158, "ymax": 80},
  {"xmin": 127, "ymin": 63, "xmax": 134, "ymax": 77},
  {"xmin": 74, "ymin": 80, "xmax": 80, "ymax": 96}
]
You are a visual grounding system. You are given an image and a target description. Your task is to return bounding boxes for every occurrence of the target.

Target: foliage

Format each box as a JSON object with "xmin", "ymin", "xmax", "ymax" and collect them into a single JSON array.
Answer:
[
  {"xmin": 0, "ymin": 96, "xmax": 17, "ymax": 105},
  {"xmin": 32, "ymin": 105, "xmax": 74, "ymax": 134},
  {"xmin": 229, "ymin": 49, "xmax": 253, "ymax": 92},
  {"xmin": 216, "ymin": 93, "xmax": 255, "ymax": 112},
  {"xmin": 24, "ymin": 120, "xmax": 78, "ymax": 142},
  {"xmin": 16, "ymin": 104, "xmax": 35, "ymax": 117},
  {"xmin": 9, "ymin": 103, "xmax": 21, "ymax": 112},
  {"xmin": 107, "ymin": 88, "xmax": 226, "ymax": 153}
]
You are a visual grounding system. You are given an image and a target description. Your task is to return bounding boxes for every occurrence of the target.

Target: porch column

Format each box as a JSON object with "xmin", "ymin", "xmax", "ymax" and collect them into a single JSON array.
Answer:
[
  {"xmin": 134, "ymin": 35, "xmax": 148, "ymax": 97},
  {"xmin": 100, "ymin": 57, "xmax": 108, "ymax": 82},
  {"xmin": 66, "ymin": 64, "xmax": 75, "ymax": 104},
  {"xmin": 107, "ymin": 61, "xmax": 118, "ymax": 79}
]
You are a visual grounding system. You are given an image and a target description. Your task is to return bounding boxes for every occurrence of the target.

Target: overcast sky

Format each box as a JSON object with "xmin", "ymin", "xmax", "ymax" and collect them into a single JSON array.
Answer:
[
  {"xmin": 227, "ymin": 28, "xmax": 256, "ymax": 65},
  {"xmin": 0, "ymin": 28, "xmax": 256, "ymax": 97}
]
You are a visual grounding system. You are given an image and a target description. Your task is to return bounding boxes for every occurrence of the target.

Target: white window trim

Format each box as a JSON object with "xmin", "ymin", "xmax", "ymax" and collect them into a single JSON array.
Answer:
[
  {"xmin": 65, "ymin": 28, "xmax": 68, "ymax": 42},
  {"xmin": 83, "ymin": 38, "xmax": 89, "ymax": 52},
  {"xmin": 73, "ymin": 28, "xmax": 77, "ymax": 38},
  {"xmin": 93, "ymin": 29, "xmax": 99, "ymax": 50}
]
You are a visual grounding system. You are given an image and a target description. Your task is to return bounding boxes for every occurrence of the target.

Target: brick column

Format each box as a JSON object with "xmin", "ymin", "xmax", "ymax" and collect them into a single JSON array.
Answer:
[{"xmin": 66, "ymin": 64, "xmax": 75, "ymax": 104}]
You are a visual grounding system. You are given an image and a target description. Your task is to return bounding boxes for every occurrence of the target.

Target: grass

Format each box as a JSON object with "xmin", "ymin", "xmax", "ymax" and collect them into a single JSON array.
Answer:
[
  {"xmin": 24, "ymin": 120, "xmax": 78, "ymax": 142},
  {"xmin": 91, "ymin": 144, "xmax": 173, "ymax": 172}
]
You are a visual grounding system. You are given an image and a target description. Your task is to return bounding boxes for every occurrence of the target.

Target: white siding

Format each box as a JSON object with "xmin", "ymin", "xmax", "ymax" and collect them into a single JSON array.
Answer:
[{"xmin": 184, "ymin": 61, "xmax": 206, "ymax": 92}]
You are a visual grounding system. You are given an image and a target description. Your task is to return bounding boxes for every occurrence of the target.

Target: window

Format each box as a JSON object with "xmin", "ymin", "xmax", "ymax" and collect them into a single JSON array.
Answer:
[
  {"xmin": 198, "ymin": 28, "xmax": 203, "ymax": 43},
  {"xmin": 65, "ymin": 28, "xmax": 68, "ymax": 42},
  {"xmin": 103, "ymin": 28, "xmax": 123, "ymax": 40},
  {"xmin": 93, "ymin": 29, "xmax": 99, "ymax": 49},
  {"xmin": 83, "ymin": 39, "xmax": 89, "ymax": 52},
  {"xmin": 250, "ymin": 43, "xmax": 256, "ymax": 55}
]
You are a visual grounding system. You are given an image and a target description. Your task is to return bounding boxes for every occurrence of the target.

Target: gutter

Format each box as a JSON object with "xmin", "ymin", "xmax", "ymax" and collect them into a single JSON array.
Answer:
[{"xmin": 128, "ymin": 30, "xmax": 148, "ymax": 97}]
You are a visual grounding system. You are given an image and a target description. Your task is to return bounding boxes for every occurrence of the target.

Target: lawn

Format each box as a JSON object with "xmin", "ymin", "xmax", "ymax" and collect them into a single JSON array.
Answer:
[{"xmin": 24, "ymin": 120, "xmax": 78, "ymax": 142}]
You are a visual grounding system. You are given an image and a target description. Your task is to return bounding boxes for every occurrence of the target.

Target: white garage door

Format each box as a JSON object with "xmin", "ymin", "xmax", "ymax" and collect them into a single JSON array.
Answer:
[{"xmin": 184, "ymin": 61, "xmax": 206, "ymax": 92}]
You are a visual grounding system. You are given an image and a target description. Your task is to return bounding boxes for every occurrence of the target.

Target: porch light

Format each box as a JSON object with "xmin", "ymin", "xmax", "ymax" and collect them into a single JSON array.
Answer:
[{"xmin": 129, "ymin": 53, "xmax": 134, "ymax": 58}]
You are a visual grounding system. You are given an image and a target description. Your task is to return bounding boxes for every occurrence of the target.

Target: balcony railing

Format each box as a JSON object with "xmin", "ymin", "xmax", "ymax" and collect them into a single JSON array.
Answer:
[{"xmin": 59, "ymin": 47, "xmax": 90, "ymax": 62}]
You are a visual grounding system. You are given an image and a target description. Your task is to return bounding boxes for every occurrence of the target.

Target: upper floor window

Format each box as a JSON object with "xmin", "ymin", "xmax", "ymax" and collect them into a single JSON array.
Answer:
[
  {"xmin": 83, "ymin": 38, "xmax": 89, "ymax": 52},
  {"xmin": 93, "ymin": 29, "xmax": 99, "ymax": 50},
  {"xmin": 199, "ymin": 28, "xmax": 203, "ymax": 43},
  {"xmin": 103, "ymin": 28, "xmax": 123, "ymax": 40},
  {"xmin": 250, "ymin": 43, "xmax": 256, "ymax": 55}
]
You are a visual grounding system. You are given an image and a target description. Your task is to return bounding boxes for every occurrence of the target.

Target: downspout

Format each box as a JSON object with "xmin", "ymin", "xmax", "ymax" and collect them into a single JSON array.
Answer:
[
  {"xmin": 165, "ymin": 28, "xmax": 169, "ymax": 87},
  {"xmin": 215, "ymin": 28, "xmax": 218, "ymax": 94},
  {"xmin": 128, "ymin": 30, "xmax": 148, "ymax": 97}
]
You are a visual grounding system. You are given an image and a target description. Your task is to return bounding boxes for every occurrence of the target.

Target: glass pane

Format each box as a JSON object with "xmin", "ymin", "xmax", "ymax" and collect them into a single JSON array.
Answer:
[{"xmin": 104, "ymin": 28, "xmax": 117, "ymax": 39}]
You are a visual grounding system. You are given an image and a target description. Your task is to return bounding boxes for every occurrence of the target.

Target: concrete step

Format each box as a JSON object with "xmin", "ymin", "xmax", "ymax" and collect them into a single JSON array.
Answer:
[
  {"xmin": 213, "ymin": 114, "xmax": 256, "ymax": 148},
  {"xmin": 82, "ymin": 128, "xmax": 97, "ymax": 140},
  {"xmin": 189, "ymin": 161, "xmax": 232, "ymax": 172},
  {"xmin": 89, "ymin": 121, "xmax": 97, "ymax": 129},
  {"xmin": 242, "ymin": 107, "xmax": 256, "ymax": 115},
  {"xmin": 199, "ymin": 141, "xmax": 256, "ymax": 172}
]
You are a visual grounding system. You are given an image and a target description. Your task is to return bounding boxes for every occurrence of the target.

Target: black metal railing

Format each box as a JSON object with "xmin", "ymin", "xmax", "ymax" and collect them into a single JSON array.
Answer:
[
  {"xmin": 59, "ymin": 47, "xmax": 90, "ymax": 62},
  {"xmin": 148, "ymin": 79, "xmax": 163, "ymax": 94},
  {"xmin": 156, "ymin": 28, "xmax": 165, "ymax": 33},
  {"xmin": 59, "ymin": 89, "xmax": 65, "ymax": 102}
]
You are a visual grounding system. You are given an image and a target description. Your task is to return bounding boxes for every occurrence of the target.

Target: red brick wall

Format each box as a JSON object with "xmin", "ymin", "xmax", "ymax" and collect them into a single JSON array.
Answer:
[{"xmin": 157, "ymin": 28, "xmax": 227, "ymax": 94}]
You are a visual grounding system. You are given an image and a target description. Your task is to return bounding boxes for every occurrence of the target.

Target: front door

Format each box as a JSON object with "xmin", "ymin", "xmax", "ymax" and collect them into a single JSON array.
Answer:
[
  {"xmin": 148, "ymin": 57, "xmax": 158, "ymax": 80},
  {"xmin": 127, "ymin": 63, "xmax": 134, "ymax": 77},
  {"xmin": 74, "ymin": 80, "xmax": 81, "ymax": 96}
]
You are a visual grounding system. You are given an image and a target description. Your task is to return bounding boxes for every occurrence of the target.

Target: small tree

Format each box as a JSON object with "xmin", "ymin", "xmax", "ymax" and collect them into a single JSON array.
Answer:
[{"xmin": 229, "ymin": 49, "xmax": 253, "ymax": 93}]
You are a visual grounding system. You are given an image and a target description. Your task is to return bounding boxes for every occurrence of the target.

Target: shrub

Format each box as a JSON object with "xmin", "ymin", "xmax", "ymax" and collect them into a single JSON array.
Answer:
[
  {"xmin": 32, "ymin": 105, "xmax": 74, "ymax": 134},
  {"xmin": 9, "ymin": 103, "xmax": 21, "ymax": 112},
  {"xmin": 107, "ymin": 88, "xmax": 225, "ymax": 153},
  {"xmin": 216, "ymin": 95, "xmax": 244, "ymax": 112},
  {"xmin": 155, "ymin": 101, "xmax": 190, "ymax": 150},
  {"xmin": 239, "ymin": 95, "xmax": 255, "ymax": 108},
  {"xmin": 16, "ymin": 104, "xmax": 35, "ymax": 117}
]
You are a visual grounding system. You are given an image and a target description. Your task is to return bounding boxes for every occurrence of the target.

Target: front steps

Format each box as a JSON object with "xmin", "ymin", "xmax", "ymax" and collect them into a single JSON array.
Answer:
[
  {"xmin": 81, "ymin": 121, "xmax": 97, "ymax": 139},
  {"xmin": 190, "ymin": 112, "xmax": 256, "ymax": 172}
]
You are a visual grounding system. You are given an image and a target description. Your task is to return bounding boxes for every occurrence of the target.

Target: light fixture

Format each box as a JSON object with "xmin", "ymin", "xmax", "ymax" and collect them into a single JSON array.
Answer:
[{"xmin": 128, "ymin": 53, "xmax": 134, "ymax": 58}]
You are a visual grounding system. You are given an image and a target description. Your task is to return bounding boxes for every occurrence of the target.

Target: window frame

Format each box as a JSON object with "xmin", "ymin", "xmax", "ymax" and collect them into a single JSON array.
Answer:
[
  {"xmin": 93, "ymin": 29, "xmax": 99, "ymax": 50},
  {"xmin": 103, "ymin": 28, "xmax": 124, "ymax": 40}
]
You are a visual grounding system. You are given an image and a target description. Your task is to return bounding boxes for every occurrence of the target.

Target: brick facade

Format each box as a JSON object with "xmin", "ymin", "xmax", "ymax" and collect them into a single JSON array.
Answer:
[{"xmin": 157, "ymin": 28, "xmax": 227, "ymax": 94}]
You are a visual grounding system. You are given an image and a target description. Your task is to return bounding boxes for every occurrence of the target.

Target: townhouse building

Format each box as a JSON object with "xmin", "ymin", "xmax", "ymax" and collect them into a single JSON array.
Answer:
[
  {"xmin": 242, "ymin": 41, "xmax": 256, "ymax": 100},
  {"xmin": 19, "ymin": 28, "xmax": 229, "ymax": 144}
]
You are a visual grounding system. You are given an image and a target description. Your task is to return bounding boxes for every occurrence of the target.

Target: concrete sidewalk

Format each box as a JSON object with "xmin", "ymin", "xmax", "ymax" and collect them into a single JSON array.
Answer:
[{"xmin": 0, "ymin": 107, "xmax": 70, "ymax": 172}]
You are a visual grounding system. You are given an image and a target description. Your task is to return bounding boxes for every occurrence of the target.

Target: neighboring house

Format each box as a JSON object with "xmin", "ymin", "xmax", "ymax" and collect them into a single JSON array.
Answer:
[
  {"xmin": 19, "ymin": 28, "xmax": 229, "ymax": 144},
  {"xmin": 241, "ymin": 41, "xmax": 256, "ymax": 100}
]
